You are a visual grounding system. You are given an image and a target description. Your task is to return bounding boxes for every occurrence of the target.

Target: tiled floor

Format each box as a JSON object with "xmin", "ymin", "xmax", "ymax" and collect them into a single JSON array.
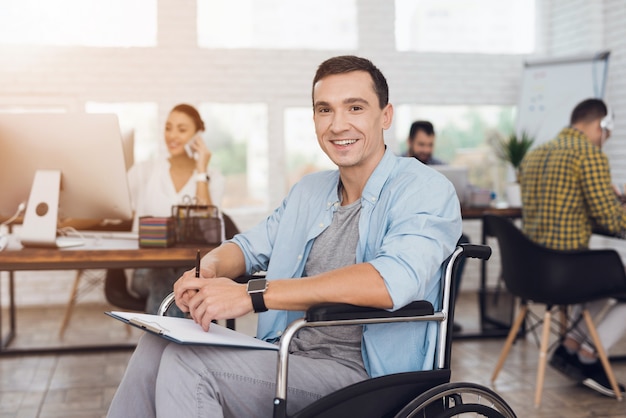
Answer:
[{"xmin": 1, "ymin": 293, "xmax": 625, "ymax": 418}]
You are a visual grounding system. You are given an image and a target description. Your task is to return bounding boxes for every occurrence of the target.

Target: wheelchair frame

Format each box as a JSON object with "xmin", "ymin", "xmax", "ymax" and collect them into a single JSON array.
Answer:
[{"xmin": 159, "ymin": 244, "xmax": 517, "ymax": 418}]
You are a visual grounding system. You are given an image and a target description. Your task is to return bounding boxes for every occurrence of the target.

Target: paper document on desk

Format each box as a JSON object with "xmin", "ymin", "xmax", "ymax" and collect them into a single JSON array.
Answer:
[{"xmin": 106, "ymin": 311, "xmax": 278, "ymax": 351}]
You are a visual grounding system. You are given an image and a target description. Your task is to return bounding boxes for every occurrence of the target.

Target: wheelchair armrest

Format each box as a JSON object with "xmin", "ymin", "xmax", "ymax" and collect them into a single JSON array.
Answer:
[
  {"xmin": 459, "ymin": 243, "xmax": 491, "ymax": 260},
  {"xmin": 305, "ymin": 301, "xmax": 434, "ymax": 322}
]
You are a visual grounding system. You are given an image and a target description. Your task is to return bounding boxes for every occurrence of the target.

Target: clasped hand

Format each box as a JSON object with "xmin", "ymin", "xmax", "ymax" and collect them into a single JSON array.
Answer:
[{"xmin": 173, "ymin": 268, "xmax": 252, "ymax": 331}]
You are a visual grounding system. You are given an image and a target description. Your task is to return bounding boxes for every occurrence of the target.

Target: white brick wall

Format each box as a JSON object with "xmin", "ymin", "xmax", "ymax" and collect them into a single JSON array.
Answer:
[
  {"xmin": 3, "ymin": 0, "xmax": 626, "ymax": 307},
  {"xmin": 549, "ymin": 0, "xmax": 605, "ymax": 54}
]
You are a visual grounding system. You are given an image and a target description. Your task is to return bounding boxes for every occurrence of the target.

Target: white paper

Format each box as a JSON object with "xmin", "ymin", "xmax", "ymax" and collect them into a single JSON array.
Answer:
[{"xmin": 107, "ymin": 311, "xmax": 278, "ymax": 351}]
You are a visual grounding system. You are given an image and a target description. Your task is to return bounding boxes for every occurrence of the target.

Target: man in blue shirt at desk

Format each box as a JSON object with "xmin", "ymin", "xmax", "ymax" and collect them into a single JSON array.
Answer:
[{"xmin": 108, "ymin": 55, "xmax": 462, "ymax": 418}]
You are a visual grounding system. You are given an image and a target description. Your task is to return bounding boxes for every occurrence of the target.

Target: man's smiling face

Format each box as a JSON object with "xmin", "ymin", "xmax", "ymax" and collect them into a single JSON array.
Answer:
[{"xmin": 312, "ymin": 70, "xmax": 392, "ymax": 173}]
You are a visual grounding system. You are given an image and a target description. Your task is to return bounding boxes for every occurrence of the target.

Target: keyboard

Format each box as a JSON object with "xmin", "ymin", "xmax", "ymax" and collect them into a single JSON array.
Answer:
[
  {"xmin": 89, "ymin": 231, "xmax": 139, "ymax": 240},
  {"xmin": 55, "ymin": 237, "xmax": 86, "ymax": 248}
]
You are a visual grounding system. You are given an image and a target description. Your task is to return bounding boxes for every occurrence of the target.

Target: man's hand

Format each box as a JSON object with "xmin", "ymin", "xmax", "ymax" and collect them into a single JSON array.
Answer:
[
  {"xmin": 174, "ymin": 274, "xmax": 252, "ymax": 331},
  {"xmin": 173, "ymin": 264, "xmax": 254, "ymax": 331},
  {"xmin": 173, "ymin": 265, "xmax": 217, "ymax": 313},
  {"xmin": 187, "ymin": 278, "xmax": 252, "ymax": 331}
]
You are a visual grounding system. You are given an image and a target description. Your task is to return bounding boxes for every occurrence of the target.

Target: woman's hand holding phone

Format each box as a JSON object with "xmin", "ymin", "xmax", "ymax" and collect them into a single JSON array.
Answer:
[{"xmin": 185, "ymin": 134, "xmax": 212, "ymax": 172}]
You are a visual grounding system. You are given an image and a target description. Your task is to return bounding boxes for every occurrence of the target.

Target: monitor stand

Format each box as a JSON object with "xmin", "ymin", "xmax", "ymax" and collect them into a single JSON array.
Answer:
[{"xmin": 19, "ymin": 169, "xmax": 84, "ymax": 248}]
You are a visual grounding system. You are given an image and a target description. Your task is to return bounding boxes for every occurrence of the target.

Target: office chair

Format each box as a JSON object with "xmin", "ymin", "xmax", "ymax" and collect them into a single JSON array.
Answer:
[
  {"xmin": 485, "ymin": 214, "xmax": 626, "ymax": 406},
  {"xmin": 159, "ymin": 244, "xmax": 517, "ymax": 418}
]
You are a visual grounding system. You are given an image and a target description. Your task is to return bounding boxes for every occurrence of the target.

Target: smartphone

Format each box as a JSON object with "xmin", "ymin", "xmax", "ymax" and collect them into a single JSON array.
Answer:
[
  {"xmin": 184, "ymin": 135, "xmax": 199, "ymax": 158},
  {"xmin": 184, "ymin": 140, "xmax": 194, "ymax": 158}
]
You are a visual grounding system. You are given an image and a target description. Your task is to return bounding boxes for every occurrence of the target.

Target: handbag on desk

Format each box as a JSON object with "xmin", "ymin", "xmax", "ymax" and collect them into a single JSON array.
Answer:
[{"xmin": 172, "ymin": 197, "xmax": 225, "ymax": 245}]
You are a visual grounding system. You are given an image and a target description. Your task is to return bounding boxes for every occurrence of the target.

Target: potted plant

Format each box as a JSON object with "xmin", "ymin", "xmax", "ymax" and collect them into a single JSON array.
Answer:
[
  {"xmin": 490, "ymin": 131, "xmax": 535, "ymax": 206},
  {"xmin": 491, "ymin": 131, "xmax": 535, "ymax": 181}
]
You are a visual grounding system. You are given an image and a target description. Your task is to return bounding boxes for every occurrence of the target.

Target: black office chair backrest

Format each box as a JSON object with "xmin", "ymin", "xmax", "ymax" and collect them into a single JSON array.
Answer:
[
  {"xmin": 223, "ymin": 212, "xmax": 240, "ymax": 240},
  {"xmin": 483, "ymin": 214, "xmax": 626, "ymax": 306}
]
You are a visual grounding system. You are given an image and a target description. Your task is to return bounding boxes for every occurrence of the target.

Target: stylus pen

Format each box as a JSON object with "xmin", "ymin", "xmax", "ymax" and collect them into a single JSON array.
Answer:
[{"xmin": 195, "ymin": 249, "xmax": 201, "ymax": 278}]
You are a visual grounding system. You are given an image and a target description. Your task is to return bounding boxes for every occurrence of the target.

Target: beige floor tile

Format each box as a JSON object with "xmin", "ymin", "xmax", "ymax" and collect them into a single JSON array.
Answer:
[{"xmin": 1, "ymin": 295, "xmax": 625, "ymax": 417}]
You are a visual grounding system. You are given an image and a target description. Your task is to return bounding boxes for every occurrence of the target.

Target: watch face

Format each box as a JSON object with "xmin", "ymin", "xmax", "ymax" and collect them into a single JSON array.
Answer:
[{"xmin": 248, "ymin": 279, "xmax": 267, "ymax": 292}]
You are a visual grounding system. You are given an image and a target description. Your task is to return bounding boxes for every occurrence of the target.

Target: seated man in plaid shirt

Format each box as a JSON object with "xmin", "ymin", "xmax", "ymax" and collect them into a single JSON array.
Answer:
[{"xmin": 519, "ymin": 98, "xmax": 626, "ymax": 398}]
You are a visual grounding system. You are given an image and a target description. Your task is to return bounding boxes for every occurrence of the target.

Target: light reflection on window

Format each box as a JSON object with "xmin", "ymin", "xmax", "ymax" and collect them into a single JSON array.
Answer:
[
  {"xmin": 395, "ymin": 0, "xmax": 535, "ymax": 54},
  {"xmin": 198, "ymin": 103, "xmax": 269, "ymax": 212},
  {"xmin": 197, "ymin": 0, "xmax": 357, "ymax": 50},
  {"xmin": 0, "ymin": 0, "xmax": 157, "ymax": 47},
  {"xmin": 284, "ymin": 107, "xmax": 334, "ymax": 190}
]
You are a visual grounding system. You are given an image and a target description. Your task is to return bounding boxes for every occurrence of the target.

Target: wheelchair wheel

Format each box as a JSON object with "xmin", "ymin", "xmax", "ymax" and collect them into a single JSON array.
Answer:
[{"xmin": 394, "ymin": 382, "xmax": 516, "ymax": 418}]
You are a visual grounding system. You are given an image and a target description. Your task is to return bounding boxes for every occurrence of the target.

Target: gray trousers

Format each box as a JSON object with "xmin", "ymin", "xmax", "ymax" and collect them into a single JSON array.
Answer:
[
  {"xmin": 107, "ymin": 333, "xmax": 368, "ymax": 418},
  {"xmin": 568, "ymin": 300, "xmax": 626, "ymax": 354}
]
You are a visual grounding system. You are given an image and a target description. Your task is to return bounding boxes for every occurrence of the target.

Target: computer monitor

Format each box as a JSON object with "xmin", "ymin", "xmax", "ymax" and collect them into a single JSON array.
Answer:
[
  {"xmin": 0, "ymin": 113, "xmax": 133, "ymax": 247},
  {"xmin": 431, "ymin": 165, "xmax": 470, "ymax": 205},
  {"xmin": 120, "ymin": 128, "xmax": 135, "ymax": 171}
]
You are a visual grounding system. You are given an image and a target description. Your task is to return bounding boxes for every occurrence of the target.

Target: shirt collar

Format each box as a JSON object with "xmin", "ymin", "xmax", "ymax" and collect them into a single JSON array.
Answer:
[
  {"xmin": 360, "ymin": 147, "xmax": 396, "ymax": 206},
  {"xmin": 326, "ymin": 147, "xmax": 397, "ymax": 209}
]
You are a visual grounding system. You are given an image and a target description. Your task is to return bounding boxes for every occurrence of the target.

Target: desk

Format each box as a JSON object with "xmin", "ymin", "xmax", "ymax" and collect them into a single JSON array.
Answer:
[
  {"xmin": 461, "ymin": 206, "xmax": 522, "ymax": 220},
  {"xmin": 0, "ymin": 236, "xmax": 215, "ymax": 355},
  {"xmin": 455, "ymin": 206, "xmax": 522, "ymax": 340}
]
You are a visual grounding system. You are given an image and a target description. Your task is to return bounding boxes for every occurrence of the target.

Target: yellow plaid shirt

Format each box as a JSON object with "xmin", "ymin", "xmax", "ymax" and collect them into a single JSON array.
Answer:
[{"xmin": 519, "ymin": 127, "xmax": 626, "ymax": 250}]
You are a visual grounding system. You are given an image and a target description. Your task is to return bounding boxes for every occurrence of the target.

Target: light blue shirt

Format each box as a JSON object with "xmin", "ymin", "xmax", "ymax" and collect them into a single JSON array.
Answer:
[{"xmin": 230, "ymin": 148, "xmax": 462, "ymax": 377}]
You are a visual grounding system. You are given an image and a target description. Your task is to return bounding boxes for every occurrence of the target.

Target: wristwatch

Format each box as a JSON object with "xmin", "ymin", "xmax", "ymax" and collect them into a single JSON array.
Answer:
[
  {"xmin": 195, "ymin": 172, "xmax": 210, "ymax": 182},
  {"xmin": 247, "ymin": 278, "xmax": 268, "ymax": 313}
]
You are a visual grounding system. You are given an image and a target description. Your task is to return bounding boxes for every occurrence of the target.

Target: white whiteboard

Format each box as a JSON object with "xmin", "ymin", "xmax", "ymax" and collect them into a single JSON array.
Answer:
[{"xmin": 515, "ymin": 51, "xmax": 610, "ymax": 146}]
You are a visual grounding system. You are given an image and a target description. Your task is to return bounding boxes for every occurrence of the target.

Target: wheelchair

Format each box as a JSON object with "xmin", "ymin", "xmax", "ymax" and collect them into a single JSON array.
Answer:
[{"xmin": 159, "ymin": 244, "xmax": 517, "ymax": 418}]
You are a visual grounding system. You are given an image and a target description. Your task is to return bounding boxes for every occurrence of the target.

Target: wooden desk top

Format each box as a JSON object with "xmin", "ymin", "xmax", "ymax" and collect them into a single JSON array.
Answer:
[
  {"xmin": 0, "ymin": 241, "xmax": 216, "ymax": 271},
  {"xmin": 1, "ymin": 208, "xmax": 521, "ymax": 271},
  {"xmin": 461, "ymin": 206, "xmax": 522, "ymax": 220}
]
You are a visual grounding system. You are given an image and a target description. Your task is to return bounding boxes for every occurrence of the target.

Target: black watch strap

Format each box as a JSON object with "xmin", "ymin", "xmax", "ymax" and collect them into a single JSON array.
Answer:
[
  {"xmin": 250, "ymin": 292, "xmax": 268, "ymax": 313},
  {"xmin": 247, "ymin": 279, "xmax": 268, "ymax": 313}
]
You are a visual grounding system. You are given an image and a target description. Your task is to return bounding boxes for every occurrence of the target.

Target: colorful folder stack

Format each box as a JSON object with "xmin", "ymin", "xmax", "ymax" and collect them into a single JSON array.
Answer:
[{"xmin": 138, "ymin": 216, "xmax": 176, "ymax": 247}]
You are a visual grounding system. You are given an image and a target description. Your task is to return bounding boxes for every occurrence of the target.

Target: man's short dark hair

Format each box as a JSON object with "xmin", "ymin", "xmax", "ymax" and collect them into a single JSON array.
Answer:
[
  {"xmin": 408, "ymin": 121, "xmax": 435, "ymax": 142},
  {"xmin": 312, "ymin": 55, "xmax": 389, "ymax": 109},
  {"xmin": 570, "ymin": 98, "xmax": 608, "ymax": 125}
]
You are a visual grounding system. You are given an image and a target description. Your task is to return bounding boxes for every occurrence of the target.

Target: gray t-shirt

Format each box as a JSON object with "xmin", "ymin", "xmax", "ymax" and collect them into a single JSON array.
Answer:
[{"xmin": 289, "ymin": 198, "xmax": 367, "ymax": 376}]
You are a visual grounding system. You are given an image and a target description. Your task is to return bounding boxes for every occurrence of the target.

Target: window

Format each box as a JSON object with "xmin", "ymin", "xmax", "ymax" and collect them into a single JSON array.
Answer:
[
  {"xmin": 198, "ymin": 103, "xmax": 269, "ymax": 212},
  {"xmin": 0, "ymin": 0, "xmax": 157, "ymax": 47},
  {"xmin": 395, "ymin": 0, "xmax": 535, "ymax": 54},
  {"xmin": 197, "ymin": 0, "xmax": 357, "ymax": 50},
  {"xmin": 0, "ymin": 106, "xmax": 67, "ymax": 114},
  {"xmin": 284, "ymin": 107, "xmax": 335, "ymax": 190},
  {"xmin": 395, "ymin": 104, "xmax": 515, "ymax": 198}
]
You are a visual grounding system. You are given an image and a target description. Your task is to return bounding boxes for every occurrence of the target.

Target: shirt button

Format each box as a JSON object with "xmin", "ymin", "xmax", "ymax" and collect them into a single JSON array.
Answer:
[
  {"xmin": 297, "ymin": 254, "xmax": 302, "ymax": 260},
  {"xmin": 371, "ymin": 197, "xmax": 377, "ymax": 202},
  {"xmin": 276, "ymin": 330, "xmax": 283, "ymax": 336}
]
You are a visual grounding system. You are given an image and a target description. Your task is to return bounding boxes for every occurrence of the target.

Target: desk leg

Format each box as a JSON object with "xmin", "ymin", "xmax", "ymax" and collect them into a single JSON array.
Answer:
[
  {"xmin": 1, "ymin": 270, "xmax": 137, "ymax": 356},
  {"xmin": 454, "ymin": 216, "xmax": 524, "ymax": 340},
  {"xmin": 0, "ymin": 271, "xmax": 16, "ymax": 350}
]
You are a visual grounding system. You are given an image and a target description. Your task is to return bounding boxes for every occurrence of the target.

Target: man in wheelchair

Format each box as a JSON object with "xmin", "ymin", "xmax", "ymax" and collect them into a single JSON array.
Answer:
[{"xmin": 108, "ymin": 55, "xmax": 464, "ymax": 418}]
